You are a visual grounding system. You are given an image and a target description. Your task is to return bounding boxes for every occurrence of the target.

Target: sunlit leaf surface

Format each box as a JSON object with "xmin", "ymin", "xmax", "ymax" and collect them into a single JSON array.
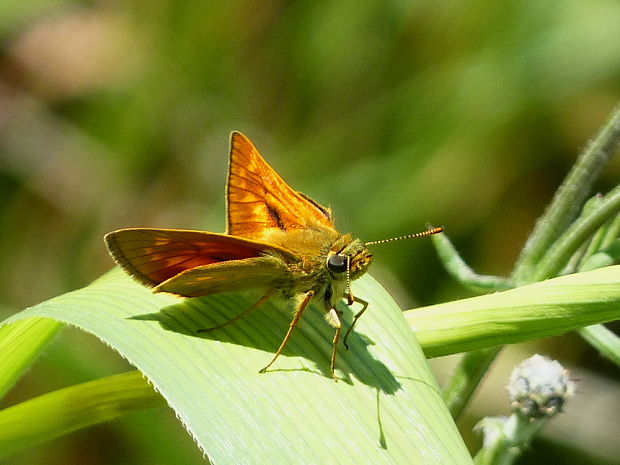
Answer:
[{"xmin": 2, "ymin": 270, "xmax": 471, "ymax": 464}]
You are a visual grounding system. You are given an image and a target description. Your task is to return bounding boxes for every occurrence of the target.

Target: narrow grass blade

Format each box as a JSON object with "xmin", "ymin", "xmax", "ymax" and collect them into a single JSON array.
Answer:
[
  {"xmin": 0, "ymin": 371, "xmax": 164, "ymax": 460},
  {"xmin": 0, "ymin": 318, "xmax": 63, "ymax": 400},
  {"xmin": 406, "ymin": 266, "xmax": 620, "ymax": 357}
]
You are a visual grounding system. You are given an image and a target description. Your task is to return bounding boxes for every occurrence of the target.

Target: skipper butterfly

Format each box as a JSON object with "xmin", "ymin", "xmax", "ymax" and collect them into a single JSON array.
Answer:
[{"xmin": 105, "ymin": 132, "xmax": 443, "ymax": 380}]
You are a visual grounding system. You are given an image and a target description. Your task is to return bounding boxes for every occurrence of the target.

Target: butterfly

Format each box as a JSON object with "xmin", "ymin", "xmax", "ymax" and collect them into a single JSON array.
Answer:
[{"xmin": 105, "ymin": 131, "xmax": 443, "ymax": 380}]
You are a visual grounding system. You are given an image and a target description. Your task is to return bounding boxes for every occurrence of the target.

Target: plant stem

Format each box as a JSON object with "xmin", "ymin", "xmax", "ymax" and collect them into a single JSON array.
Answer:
[
  {"xmin": 473, "ymin": 414, "xmax": 548, "ymax": 465},
  {"xmin": 513, "ymin": 103, "xmax": 620, "ymax": 284},
  {"xmin": 442, "ymin": 347, "xmax": 501, "ymax": 419},
  {"xmin": 432, "ymin": 233, "xmax": 513, "ymax": 292},
  {"xmin": 439, "ymin": 104, "xmax": 620, "ymax": 420},
  {"xmin": 578, "ymin": 324, "xmax": 620, "ymax": 367},
  {"xmin": 601, "ymin": 212, "xmax": 620, "ymax": 248},
  {"xmin": 531, "ymin": 185, "xmax": 620, "ymax": 281}
]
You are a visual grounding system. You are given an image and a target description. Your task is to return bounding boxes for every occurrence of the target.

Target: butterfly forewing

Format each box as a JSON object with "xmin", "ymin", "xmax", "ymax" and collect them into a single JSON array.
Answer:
[
  {"xmin": 227, "ymin": 131, "xmax": 335, "ymax": 240},
  {"xmin": 105, "ymin": 228, "xmax": 298, "ymax": 287}
]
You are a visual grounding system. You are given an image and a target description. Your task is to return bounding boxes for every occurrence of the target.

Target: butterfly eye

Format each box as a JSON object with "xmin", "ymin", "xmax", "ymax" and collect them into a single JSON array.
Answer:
[{"xmin": 327, "ymin": 254, "xmax": 348, "ymax": 274}]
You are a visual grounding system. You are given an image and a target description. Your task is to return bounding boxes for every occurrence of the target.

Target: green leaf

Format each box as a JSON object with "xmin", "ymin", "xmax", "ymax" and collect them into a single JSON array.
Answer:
[
  {"xmin": 0, "ymin": 371, "xmax": 165, "ymax": 460},
  {"xmin": 406, "ymin": 265, "xmax": 620, "ymax": 357},
  {"xmin": 0, "ymin": 270, "xmax": 471, "ymax": 464},
  {"xmin": 0, "ymin": 317, "xmax": 63, "ymax": 400}
]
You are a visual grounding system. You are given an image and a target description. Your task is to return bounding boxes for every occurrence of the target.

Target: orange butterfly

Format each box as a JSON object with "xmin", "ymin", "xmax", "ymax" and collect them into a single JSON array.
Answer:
[{"xmin": 105, "ymin": 132, "xmax": 443, "ymax": 380}]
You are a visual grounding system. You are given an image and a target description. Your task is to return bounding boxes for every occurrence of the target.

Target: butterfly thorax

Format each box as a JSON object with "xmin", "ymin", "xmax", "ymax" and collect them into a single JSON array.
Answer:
[{"xmin": 261, "ymin": 227, "xmax": 373, "ymax": 308}]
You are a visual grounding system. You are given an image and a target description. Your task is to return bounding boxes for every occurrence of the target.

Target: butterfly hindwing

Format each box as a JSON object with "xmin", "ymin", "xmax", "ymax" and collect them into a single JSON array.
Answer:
[
  {"xmin": 227, "ymin": 131, "xmax": 335, "ymax": 240},
  {"xmin": 154, "ymin": 255, "xmax": 291, "ymax": 297},
  {"xmin": 104, "ymin": 228, "xmax": 298, "ymax": 288}
]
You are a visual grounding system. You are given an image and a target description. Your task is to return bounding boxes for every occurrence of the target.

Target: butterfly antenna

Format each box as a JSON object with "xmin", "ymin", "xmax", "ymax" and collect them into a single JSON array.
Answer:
[
  {"xmin": 364, "ymin": 226, "xmax": 444, "ymax": 246},
  {"xmin": 346, "ymin": 254, "xmax": 352, "ymax": 297}
]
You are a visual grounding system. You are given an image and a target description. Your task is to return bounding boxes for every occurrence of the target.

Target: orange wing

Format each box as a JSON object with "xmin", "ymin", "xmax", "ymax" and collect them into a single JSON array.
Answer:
[
  {"xmin": 227, "ymin": 131, "xmax": 335, "ymax": 240},
  {"xmin": 105, "ymin": 228, "xmax": 298, "ymax": 287},
  {"xmin": 154, "ymin": 256, "xmax": 290, "ymax": 297}
]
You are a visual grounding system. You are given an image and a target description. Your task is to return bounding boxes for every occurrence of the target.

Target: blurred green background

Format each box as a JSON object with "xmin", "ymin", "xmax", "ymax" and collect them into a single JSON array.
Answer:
[{"xmin": 1, "ymin": 1, "xmax": 619, "ymax": 464}]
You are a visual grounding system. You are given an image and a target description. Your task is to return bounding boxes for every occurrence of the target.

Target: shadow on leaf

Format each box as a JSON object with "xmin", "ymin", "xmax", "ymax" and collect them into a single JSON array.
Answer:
[{"xmin": 130, "ymin": 290, "xmax": 401, "ymax": 394}]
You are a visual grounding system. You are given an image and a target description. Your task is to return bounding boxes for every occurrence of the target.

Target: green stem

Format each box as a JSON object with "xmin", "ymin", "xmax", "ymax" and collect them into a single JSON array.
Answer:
[
  {"xmin": 432, "ymin": 233, "xmax": 513, "ymax": 292},
  {"xmin": 473, "ymin": 414, "xmax": 547, "ymax": 465},
  {"xmin": 444, "ymin": 104, "xmax": 620, "ymax": 421},
  {"xmin": 575, "ymin": 215, "xmax": 620, "ymax": 368},
  {"xmin": 578, "ymin": 324, "xmax": 620, "ymax": 367},
  {"xmin": 575, "ymin": 194, "xmax": 607, "ymax": 264},
  {"xmin": 578, "ymin": 238, "xmax": 620, "ymax": 272},
  {"xmin": 442, "ymin": 347, "xmax": 501, "ymax": 419},
  {"xmin": 512, "ymin": 103, "xmax": 620, "ymax": 284},
  {"xmin": 601, "ymin": 212, "xmax": 620, "ymax": 249},
  {"xmin": 531, "ymin": 185, "xmax": 620, "ymax": 282}
]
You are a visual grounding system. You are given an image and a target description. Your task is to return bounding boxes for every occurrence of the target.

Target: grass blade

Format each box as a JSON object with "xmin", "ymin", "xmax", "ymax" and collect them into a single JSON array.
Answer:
[
  {"xmin": 0, "ymin": 318, "xmax": 63, "ymax": 400},
  {"xmin": 406, "ymin": 265, "xmax": 620, "ymax": 357},
  {"xmin": 0, "ymin": 270, "xmax": 471, "ymax": 464},
  {"xmin": 0, "ymin": 371, "xmax": 164, "ymax": 460}
]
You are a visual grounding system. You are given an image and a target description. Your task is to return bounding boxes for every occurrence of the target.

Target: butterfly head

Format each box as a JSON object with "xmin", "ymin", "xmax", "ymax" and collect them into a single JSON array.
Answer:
[
  {"xmin": 326, "ymin": 235, "xmax": 373, "ymax": 281},
  {"xmin": 323, "ymin": 235, "xmax": 372, "ymax": 309}
]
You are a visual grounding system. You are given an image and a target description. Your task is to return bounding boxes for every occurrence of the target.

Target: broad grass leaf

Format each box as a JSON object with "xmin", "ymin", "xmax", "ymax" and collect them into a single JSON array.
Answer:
[{"xmin": 1, "ymin": 269, "xmax": 470, "ymax": 464}]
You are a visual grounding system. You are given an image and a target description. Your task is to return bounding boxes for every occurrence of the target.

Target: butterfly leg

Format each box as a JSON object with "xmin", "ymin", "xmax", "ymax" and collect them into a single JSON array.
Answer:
[
  {"xmin": 343, "ymin": 296, "xmax": 369, "ymax": 350},
  {"xmin": 197, "ymin": 289, "xmax": 276, "ymax": 333},
  {"xmin": 259, "ymin": 290, "xmax": 315, "ymax": 375},
  {"xmin": 326, "ymin": 308, "xmax": 342, "ymax": 381}
]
